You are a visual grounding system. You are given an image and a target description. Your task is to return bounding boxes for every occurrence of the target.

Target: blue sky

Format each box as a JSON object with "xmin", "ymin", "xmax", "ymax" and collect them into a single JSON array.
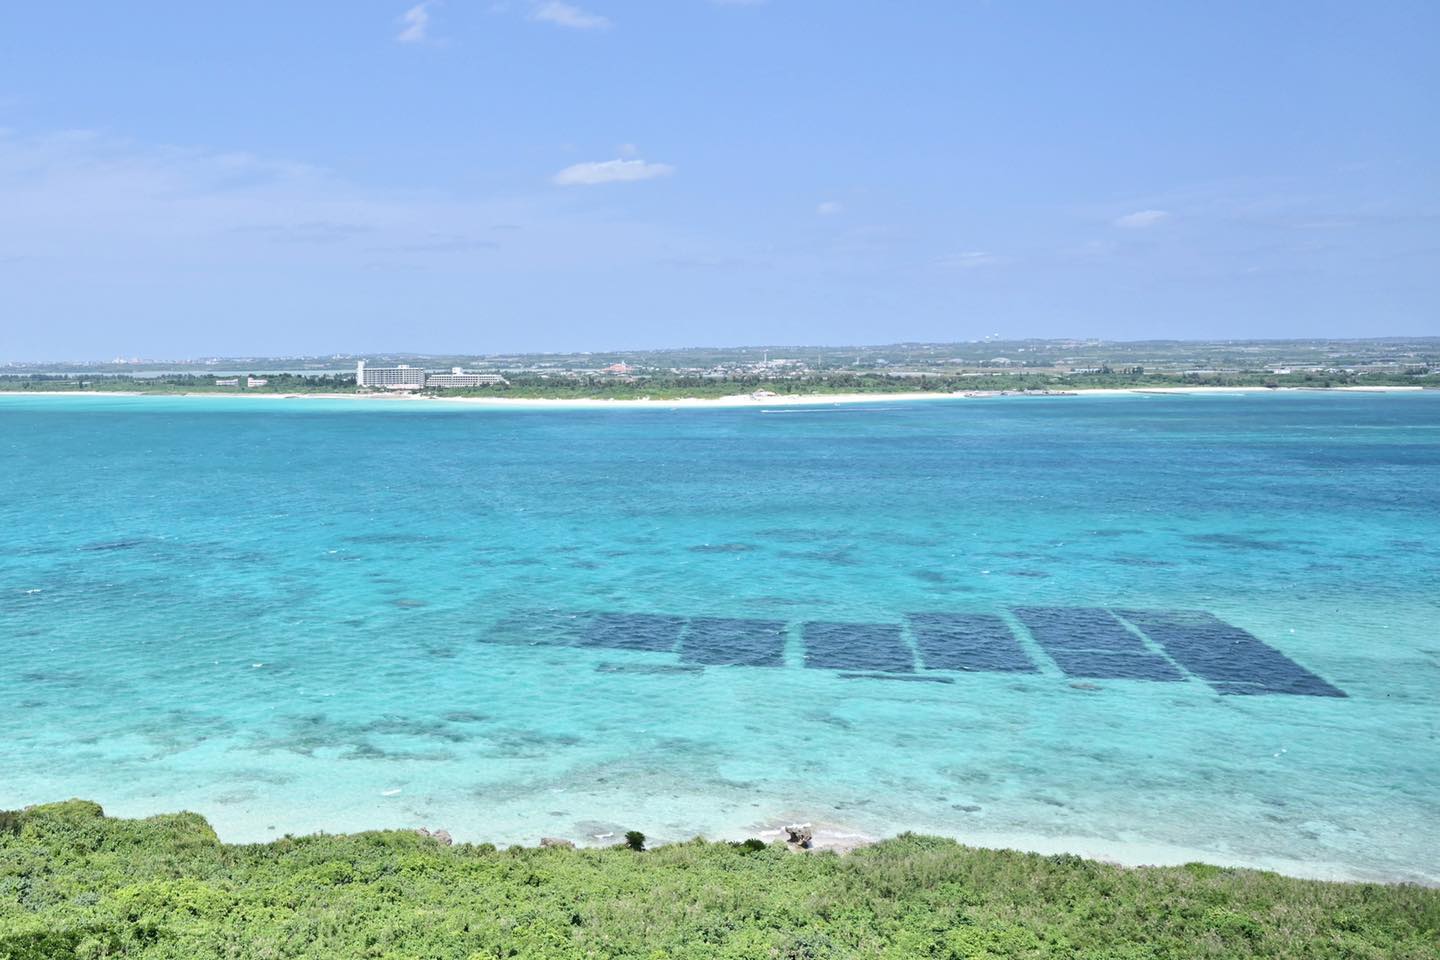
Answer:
[{"xmin": 1, "ymin": 1, "xmax": 1436, "ymax": 359}]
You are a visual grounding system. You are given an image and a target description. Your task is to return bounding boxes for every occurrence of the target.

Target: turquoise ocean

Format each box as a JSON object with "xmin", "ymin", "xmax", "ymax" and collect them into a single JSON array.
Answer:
[{"xmin": 2, "ymin": 392, "xmax": 1437, "ymax": 883}]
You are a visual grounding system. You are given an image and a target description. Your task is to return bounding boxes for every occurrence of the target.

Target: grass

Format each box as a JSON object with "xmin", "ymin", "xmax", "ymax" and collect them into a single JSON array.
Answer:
[{"xmin": 0, "ymin": 801, "xmax": 1435, "ymax": 959}]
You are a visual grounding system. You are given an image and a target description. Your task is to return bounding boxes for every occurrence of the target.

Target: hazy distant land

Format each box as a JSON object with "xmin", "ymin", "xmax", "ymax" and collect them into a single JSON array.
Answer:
[{"xmin": 3, "ymin": 336, "xmax": 1436, "ymax": 400}]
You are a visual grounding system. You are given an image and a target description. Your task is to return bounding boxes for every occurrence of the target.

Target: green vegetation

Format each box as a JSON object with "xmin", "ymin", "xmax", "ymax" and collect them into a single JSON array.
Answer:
[
  {"xmin": 3, "ymin": 336, "xmax": 1437, "ymax": 400},
  {"xmin": 0, "ymin": 373, "xmax": 355, "ymax": 395},
  {"xmin": 464, "ymin": 369, "xmax": 1432, "ymax": 400},
  {"xmin": 1, "ymin": 802, "xmax": 1435, "ymax": 959},
  {"xmin": 2, "ymin": 369, "xmax": 1430, "ymax": 401}
]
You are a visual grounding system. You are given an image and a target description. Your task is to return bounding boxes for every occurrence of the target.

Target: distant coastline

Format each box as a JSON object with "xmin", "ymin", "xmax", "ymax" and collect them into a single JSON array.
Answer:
[{"xmin": 1, "ymin": 384, "xmax": 1429, "ymax": 409}]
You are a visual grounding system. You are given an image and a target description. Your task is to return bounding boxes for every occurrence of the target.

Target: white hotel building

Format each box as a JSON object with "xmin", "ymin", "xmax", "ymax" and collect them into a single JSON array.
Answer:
[
  {"xmin": 355, "ymin": 361, "xmax": 426, "ymax": 389},
  {"xmin": 355, "ymin": 361, "xmax": 507, "ymax": 390}
]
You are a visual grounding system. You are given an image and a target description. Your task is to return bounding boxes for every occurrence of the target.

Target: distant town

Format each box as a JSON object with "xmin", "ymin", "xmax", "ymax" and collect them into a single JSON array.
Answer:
[{"xmin": 2, "ymin": 337, "xmax": 1436, "ymax": 399}]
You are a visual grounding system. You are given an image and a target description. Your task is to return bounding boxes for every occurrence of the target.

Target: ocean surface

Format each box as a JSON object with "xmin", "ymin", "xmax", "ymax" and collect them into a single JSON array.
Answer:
[{"xmin": 2, "ymin": 392, "xmax": 1437, "ymax": 883}]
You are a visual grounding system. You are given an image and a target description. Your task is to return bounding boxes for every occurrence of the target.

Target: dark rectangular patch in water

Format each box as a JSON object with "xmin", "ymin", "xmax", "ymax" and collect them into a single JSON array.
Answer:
[
  {"xmin": 680, "ymin": 618, "xmax": 788, "ymax": 667},
  {"xmin": 1210, "ymin": 676, "xmax": 1346, "ymax": 697},
  {"xmin": 1118, "ymin": 610, "xmax": 1345, "ymax": 698},
  {"xmin": 1013, "ymin": 607, "xmax": 1151, "ymax": 654},
  {"xmin": 803, "ymin": 622, "xmax": 914, "ymax": 673},
  {"xmin": 1042, "ymin": 649, "xmax": 1185, "ymax": 682},
  {"xmin": 907, "ymin": 613, "xmax": 1036, "ymax": 673},
  {"xmin": 576, "ymin": 613, "xmax": 687, "ymax": 652}
]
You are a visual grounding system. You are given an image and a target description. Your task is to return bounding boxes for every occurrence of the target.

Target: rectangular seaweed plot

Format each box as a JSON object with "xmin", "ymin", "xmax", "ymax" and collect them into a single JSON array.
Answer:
[
  {"xmin": 1012, "ymin": 607, "xmax": 1152, "ymax": 653},
  {"xmin": 907, "ymin": 613, "xmax": 1036, "ymax": 673},
  {"xmin": 1117, "ymin": 610, "xmax": 1345, "ymax": 698},
  {"xmin": 680, "ymin": 618, "xmax": 788, "ymax": 667},
  {"xmin": 1042, "ymin": 648, "xmax": 1184, "ymax": 681},
  {"xmin": 1014, "ymin": 607, "xmax": 1182, "ymax": 681},
  {"xmin": 803, "ymin": 622, "xmax": 914, "ymax": 673},
  {"xmin": 576, "ymin": 613, "xmax": 687, "ymax": 652}
]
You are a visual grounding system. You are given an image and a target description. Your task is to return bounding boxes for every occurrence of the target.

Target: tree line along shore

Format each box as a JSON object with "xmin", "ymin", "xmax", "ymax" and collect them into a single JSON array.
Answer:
[
  {"xmin": 1, "ymin": 801, "xmax": 1435, "ymax": 959},
  {"xmin": 0, "ymin": 369, "xmax": 1433, "ymax": 401}
]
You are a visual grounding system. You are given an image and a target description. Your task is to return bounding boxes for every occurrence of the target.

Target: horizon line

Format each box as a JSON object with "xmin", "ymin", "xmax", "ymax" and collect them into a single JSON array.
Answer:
[{"xmin": 6, "ymin": 334, "xmax": 1440, "ymax": 367}]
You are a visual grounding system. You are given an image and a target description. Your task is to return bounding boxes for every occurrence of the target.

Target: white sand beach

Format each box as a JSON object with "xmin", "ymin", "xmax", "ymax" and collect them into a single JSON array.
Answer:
[{"xmin": 5, "ymin": 384, "xmax": 1426, "ymax": 409}]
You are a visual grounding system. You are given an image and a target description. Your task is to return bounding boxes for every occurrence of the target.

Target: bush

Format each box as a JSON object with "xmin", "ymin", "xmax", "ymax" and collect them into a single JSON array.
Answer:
[{"xmin": 1, "ymin": 801, "xmax": 1436, "ymax": 959}]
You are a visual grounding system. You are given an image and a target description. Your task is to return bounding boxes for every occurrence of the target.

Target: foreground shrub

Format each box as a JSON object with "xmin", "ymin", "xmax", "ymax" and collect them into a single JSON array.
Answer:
[{"xmin": 0, "ymin": 801, "xmax": 1435, "ymax": 959}]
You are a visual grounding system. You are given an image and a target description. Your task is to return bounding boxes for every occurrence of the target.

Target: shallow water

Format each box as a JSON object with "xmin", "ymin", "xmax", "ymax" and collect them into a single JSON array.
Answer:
[{"xmin": 2, "ymin": 392, "xmax": 1437, "ymax": 883}]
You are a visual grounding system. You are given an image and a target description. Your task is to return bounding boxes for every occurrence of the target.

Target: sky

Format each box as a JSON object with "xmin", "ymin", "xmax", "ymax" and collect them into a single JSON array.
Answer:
[{"xmin": 1, "ymin": 1, "xmax": 1436, "ymax": 360}]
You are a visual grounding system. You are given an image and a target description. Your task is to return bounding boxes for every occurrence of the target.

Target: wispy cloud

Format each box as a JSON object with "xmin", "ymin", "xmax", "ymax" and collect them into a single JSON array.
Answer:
[
  {"xmin": 235, "ymin": 221, "xmax": 372, "ymax": 245},
  {"xmin": 1114, "ymin": 209, "xmax": 1170, "ymax": 229},
  {"xmin": 0, "ymin": 127, "xmax": 721, "ymax": 358},
  {"xmin": 0, "ymin": 130, "xmax": 531, "ymax": 266},
  {"xmin": 383, "ymin": 233, "xmax": 501, "ymax": 254},
  {"xmin": 395, "ymin": 3, "xmax": 434, "ymax": 44},
  {"xmin": 934, "ymin": 251, "xmax": 1005, "ymax": 269},
  {"xmin": 816, "ymin": 200, "xmax": 844, "ymax": 216},
  {"xmin": 532, "ymin": 1, "xmax": 610, "ymax": 30},
  {"xmin": 553, "ymin": 158, "xmax": 674, "ymax": 186}
]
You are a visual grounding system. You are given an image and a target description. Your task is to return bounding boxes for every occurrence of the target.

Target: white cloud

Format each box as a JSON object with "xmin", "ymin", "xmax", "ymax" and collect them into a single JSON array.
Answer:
[
  {"xmin": 0, "ymin": 129, "xmax": 693, "ymax": 310},
  {"xmin": 1114, "ymin": 209, "xmax": 1170, "ymax": 229},
  {"xmin": 395, "ymin": 2, "xmax": 434, "ymax": 43},
  {"xmin": 532, "ymin": 2, "xmax": 610, "ymax": 29},
  {"xmin": 553, "ymin": 158, "xmax": 674, "ymax": 186},
  {"xmin": 816, "ymin": 200, "xmax": 843, "ymax": 216}
]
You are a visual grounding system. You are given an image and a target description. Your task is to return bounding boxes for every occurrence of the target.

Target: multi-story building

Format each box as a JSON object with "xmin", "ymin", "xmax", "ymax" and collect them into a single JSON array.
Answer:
[
  {"xmin": 355, "ymin": 361, "xmax": 426, "ymax": 390},
  {"xmin": 356, "ymin": 361, "xmax": 507, "ymax": 390},
  {"xmin": 425, "ymin": 367, "xmax": 509, "ymax": 388}
]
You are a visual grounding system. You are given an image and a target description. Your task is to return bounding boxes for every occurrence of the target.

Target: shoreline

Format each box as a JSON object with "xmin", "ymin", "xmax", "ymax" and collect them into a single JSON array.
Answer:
[
  {"xmin": 737, "ymin": 820, "xmax": 1431, "ymax": 886},
  {"xmin": 0, "ymin": 384, "xmax": 1428, "ymax": 410},
  {"xmin": 14, "ymin": 797, "xmax": 1430, "ymax": 887},
  {"xmin": 39, "ymin": 793, "xmax": 1431, "ymax": 887},
  {"xmin": 751, "ymin": 824, "xmax": 1434, "ymax": 888}
]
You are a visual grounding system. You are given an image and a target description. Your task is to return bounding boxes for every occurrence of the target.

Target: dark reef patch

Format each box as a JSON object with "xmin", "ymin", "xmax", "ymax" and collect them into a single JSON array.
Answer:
[
  {"xmin": 1105, "ymin": 554, "xmax": 1177, "ymax": 567},
  {"xmin": 687, "ymin": 543, "xmax": 757, "ymax": 554},
  {"xmin": 1183, "ymin": 533, "xmax": 1305, "ymax": 553},
  {"xmin": 79, "ymin": 538, "xmax": 151, "ymax": 552},
  {"xmin": 443, "ymin": 711, "xmax": 489, "ymax": 723}
]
